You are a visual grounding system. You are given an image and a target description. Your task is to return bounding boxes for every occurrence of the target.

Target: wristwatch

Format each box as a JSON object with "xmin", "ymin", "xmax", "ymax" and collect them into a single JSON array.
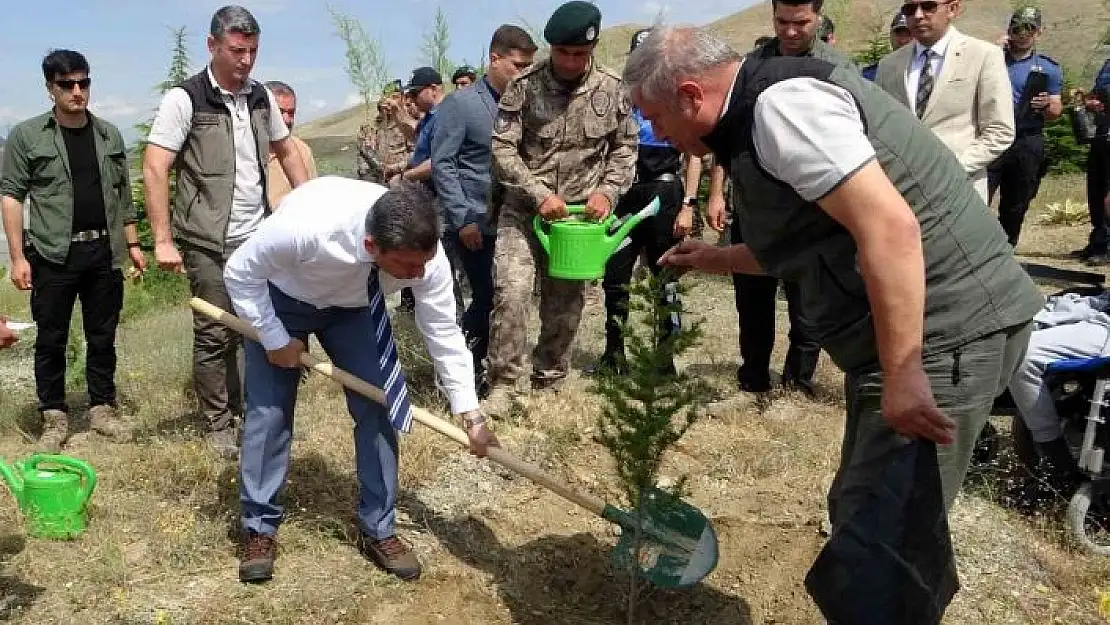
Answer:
[
  {"xmin": 462, "ymin": 413, "xmax": 487, "ymax": 429},
  {"xmin": 683, "ymin": 197, "xmax": 700, "ymax": 210}
]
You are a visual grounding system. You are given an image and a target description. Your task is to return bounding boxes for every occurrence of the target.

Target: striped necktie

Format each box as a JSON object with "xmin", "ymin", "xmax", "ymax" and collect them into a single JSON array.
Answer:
[
  {"xmin": 916, "ymin": 49, "xmax": 935, "ymax": 119},
  {"xmin": 368, "ymin": 268, "xmax": 414, "ymax": 433}
]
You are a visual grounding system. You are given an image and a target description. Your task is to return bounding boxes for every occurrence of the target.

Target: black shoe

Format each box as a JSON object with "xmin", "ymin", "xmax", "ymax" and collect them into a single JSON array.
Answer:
[
  {"xmin": 1039, "ymin": 437, "xmax": 1084, "ymax": 495},
  {"xmin": 782, "ymin": 376, "xmax": 816, "ymax": 398},
  {"xmin": 1070, "ymin": 246, "xmax": 1094, "ymax": 260},
  {"xmin": 239, "ymin": 531, "xmax": 277, "ymax": 583},
  {"xmin": 737, "ymin": 367, "xmax": 772, "ymax": 393}
]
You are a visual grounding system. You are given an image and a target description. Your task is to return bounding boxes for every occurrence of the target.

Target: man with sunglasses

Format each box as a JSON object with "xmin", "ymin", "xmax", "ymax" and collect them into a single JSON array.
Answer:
[
  {"xmin": 1, "ymin": 49, "xmax": 146, "ymax": 450},
  {"xmin": 876, "ymin": 0, "xmax": 1014, "ymax": 204},
  {"xmin": 431, "ymin": 26, "xmax": 538, "ymax": 389},
  {"xmin": 862, "ymin": 13, "xmax": 914, "ymax": 82},
  {"xmin": 987, "ymin": 7, "xmax": 1062, "ymax": 248}
]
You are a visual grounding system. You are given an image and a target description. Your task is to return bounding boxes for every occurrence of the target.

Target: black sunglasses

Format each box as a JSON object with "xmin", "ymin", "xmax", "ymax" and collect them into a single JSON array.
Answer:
[
  {"xmin": 54, "ymin": 78, "xmax": 91, "ymax": 91},
  {"xmin": 900, "ymin": 0, "xmax": 954, "ymax": 17}
]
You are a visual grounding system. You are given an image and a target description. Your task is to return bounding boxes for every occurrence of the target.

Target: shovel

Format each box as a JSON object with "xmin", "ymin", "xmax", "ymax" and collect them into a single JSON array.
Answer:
[{"xmin": 190, "ymin": 297, "xmax": 718, "ymax": 588}]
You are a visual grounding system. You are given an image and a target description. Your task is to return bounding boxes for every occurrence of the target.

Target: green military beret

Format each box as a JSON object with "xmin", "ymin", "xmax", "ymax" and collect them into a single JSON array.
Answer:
[{"xmin": 544, "ymin": 1, "xmax": 602, "ymax": 46}]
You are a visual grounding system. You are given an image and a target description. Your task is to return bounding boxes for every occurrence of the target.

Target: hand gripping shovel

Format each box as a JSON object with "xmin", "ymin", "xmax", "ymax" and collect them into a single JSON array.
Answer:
[{"xmin": 190, "ymin": 297, "xmax": 718, "ymax": 587}]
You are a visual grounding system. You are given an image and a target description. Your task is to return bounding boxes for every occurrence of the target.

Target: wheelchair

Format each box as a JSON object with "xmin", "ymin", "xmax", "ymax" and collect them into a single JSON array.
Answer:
[{"xmin": 997, "ymin": 282, "xmax": 1110, "ymax": 555}]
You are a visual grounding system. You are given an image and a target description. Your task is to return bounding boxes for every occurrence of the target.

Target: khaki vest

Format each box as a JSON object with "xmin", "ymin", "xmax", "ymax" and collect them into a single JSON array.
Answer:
[
  {"xmin": 172, "ymin": 71, "xmax": 274, "ymax": 256},
  {"xmin": 704, "ymin": 57, "xmax": 1043, "ymax": 373}
]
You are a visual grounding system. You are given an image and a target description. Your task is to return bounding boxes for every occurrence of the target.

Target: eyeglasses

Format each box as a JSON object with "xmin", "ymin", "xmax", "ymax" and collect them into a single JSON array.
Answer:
[
  {"xmin": 900, "ymin": 0, "xmax": 955, "ymax": 17},
  {"xmin": 1008, "ymin": 25, "xmax": 1035, "ymax": 35},
  {"xmin": 54, "ymin": 78, "xmax": 91, "ymax": 91}
]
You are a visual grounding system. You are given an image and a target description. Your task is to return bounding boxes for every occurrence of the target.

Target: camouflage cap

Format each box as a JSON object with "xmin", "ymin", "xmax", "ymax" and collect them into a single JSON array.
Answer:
[
  {"xmin": 1010, "ymin": 6, "xmax": 1042, "ymax": 30},
  {"xmin": 544, "ymin": 1, "xmax": 602, "ymax": 46},
  {"xmin": 452, "ymin": 65, "xmax": 477, "ymax": 83},
  {"xmin": 381, "ymin": 79, "xmax": 403, "ymax": 96}
]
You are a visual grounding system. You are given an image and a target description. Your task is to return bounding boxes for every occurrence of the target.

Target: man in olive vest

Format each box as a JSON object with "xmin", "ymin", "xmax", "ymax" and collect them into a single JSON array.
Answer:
[
  {"xmin": 143, "ymin": 5, "xmax": 309, "ymax": 457},
  {"xmin": 626, "ymin": 27, "xmax": 1043, "ymax": 623}
]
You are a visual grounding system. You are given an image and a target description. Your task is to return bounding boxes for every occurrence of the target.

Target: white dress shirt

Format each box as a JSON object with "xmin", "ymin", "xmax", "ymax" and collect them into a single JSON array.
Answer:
[
  {"xmin": 905, "ymin": 28, "xmax": 954, "ymax": 111},
  {"xmin": 223, "ymin": 176, "xmax": 478, "ymax": 414}
]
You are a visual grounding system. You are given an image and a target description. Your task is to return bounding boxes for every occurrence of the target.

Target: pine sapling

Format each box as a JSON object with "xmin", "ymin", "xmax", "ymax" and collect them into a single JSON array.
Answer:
[{"xmin": 591, "ymin": 270, "xmax": 710, "ymax": 624}]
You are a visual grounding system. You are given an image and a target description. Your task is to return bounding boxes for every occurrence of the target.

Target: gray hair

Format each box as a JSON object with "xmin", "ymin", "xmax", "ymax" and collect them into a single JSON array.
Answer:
[
  {"xmin": 265, "ymin": 80, "xmax": 295, "ymax": 100},
  {"xmin": 623, "ymin": 26, "xmax": 741, "ymax": 105},
  {"xmin": 210, "ymin": 5, "xmax": 261, "ymax": 39},
  {"xmin": 365, "ymin": 182, "xmax": 442, "ymax": 252}
]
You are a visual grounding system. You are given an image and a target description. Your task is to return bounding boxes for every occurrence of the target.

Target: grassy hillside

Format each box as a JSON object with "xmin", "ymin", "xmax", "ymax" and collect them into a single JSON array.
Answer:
[{"xmin": 299, "ymin": 0, "xmax": 1110, "ymax": 155}]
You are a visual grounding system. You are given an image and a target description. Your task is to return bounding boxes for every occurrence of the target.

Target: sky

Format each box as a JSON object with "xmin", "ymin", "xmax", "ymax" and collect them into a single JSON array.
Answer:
[{"xmin": 0, "ymin": 0, "xmax": 759, "ymax": 142}]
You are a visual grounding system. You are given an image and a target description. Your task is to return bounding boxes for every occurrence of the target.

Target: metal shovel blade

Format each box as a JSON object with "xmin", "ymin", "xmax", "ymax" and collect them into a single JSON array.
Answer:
[{"xmin": 605, "ymin": 487, "xmax": 719, "ymax": 588}]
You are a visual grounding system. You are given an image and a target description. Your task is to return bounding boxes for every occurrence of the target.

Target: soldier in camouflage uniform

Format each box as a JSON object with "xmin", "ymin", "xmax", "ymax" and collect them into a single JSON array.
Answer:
[
  {"xmin": 483, "ymin": 0, "xmax": 638, "ymax": 414},
  {"xmin": 358, "ymin": 88, "xmax": 415, "ymax": 183}
]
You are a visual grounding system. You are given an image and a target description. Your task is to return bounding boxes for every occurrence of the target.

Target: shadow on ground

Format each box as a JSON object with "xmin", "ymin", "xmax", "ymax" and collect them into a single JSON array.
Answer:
[
  {"xmin": 0, "ymin": 534, "xmax": 44, "ymax": 620},
  {"xmin": 402, "ymin": 496, "xmax": 754, "ymax": 625},
  {"xmin": 203, "ymin": 451, "xmax": 361, "ymax": 542}
]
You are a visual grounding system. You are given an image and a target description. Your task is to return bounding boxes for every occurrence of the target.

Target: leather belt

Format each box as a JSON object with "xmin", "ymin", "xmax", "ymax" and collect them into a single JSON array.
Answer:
[
  {"xmin": 71, "ymin": 229, "xmax": 108, "ymax": 243},
  {"xmin": 634, "ymin": 172, "xmax": 679, "ymax": 184}
]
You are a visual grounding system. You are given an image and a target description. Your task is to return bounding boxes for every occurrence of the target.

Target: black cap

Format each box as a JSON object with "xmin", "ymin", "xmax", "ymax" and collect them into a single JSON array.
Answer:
[
  {"xmin": 629, "ymin": 28, "xmax": 651, "ymax": 53},
  {"xmin": 404, "ymin": 67, "xmax": 443, "ymax": 92},
  {"xmin": 544, "ymin": 1, "xmax": 602, "ymax": 46},
  {"xmin": 817, "ymin": 16, "xmax": 835, "ymax": 41},
  {"xmin": 890, "ymin": 12, "xmax": 909, "ymax": 31},
  {"xmin": 452, "ymin": 65, "xmax": 477, "ymax": 83},
  {"xmin": 1010, "ymin": 6, "xmax": 1042, "ymax": 30}
]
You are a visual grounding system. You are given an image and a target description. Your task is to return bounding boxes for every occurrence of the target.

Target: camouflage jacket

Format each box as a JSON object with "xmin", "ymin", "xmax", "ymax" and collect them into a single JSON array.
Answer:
[{"xmin": 491, "ymin": 57, "xmax": 638, "ymax": 211}]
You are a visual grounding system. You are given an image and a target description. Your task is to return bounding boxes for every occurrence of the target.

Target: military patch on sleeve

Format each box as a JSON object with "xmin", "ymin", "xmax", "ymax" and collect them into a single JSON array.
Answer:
[
  {"xmin": 494, "ymin": 110, "xmax": 515, "ymax": 134},
  {"xmin": 617, "ymin": 91, "xmax": 631, "ymax": 115},
  {"xmin": 590, "ymin": 90, "xmax": 611, "ymax": 117}
]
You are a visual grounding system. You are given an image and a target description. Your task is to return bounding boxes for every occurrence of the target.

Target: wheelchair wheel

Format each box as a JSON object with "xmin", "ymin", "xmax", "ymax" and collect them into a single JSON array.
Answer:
[{"xmin": 1066, "ymin": 481, "xmax": 1110, "ymax": 556}]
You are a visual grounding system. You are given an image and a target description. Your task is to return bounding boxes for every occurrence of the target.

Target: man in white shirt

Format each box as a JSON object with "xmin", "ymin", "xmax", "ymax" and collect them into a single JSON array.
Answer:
[
  {"xmin": 875, "ymin": 0, "xmax": 1014, "ymax": 202},
  {"xmin": 223, "ymin": 176, "xmax": 496, "ymax": 584},
  {"xmin": 143, "ymin": 5, "xmax": 309, "ymax": 457}
]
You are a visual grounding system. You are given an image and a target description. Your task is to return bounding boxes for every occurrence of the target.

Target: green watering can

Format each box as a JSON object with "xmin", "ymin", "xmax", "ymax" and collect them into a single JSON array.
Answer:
[
  {"xmin": 534, "ymin": 198, "xmax": 662, "ymax": 280},
  {"xmin": 0, "ymin": 454, "xmax": 97, "ymax": 540}
]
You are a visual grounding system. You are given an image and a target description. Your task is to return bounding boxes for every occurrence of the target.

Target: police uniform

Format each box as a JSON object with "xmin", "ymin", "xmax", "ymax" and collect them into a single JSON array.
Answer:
[
  {"xmin": 485, "ymin": 1, "xmax": 638, "ymax": 394},
  {"xmin": 595, "ymin": 29, "xmax": 685, "ymax": 375},
  {"xmin": 1083, "ymin": 58, "xmax": 1110, "ymax": 259},
  {"xmin": 987, "ymin": 39, "xmax": 1062, "ymax": 246}
]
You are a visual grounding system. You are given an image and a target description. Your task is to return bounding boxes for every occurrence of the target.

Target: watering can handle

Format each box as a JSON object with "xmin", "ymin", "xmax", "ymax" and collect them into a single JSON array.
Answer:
[
  {"xmin": 26, "ymin": 454, "xmax": 98, "ymax": 504},
  {"xmin": 188, "ymin": 298, "xmax": 611, "ymax": 519},
  {"xmin": 532, "ymin": 215, "xmax": 551, "ymax": 256}
]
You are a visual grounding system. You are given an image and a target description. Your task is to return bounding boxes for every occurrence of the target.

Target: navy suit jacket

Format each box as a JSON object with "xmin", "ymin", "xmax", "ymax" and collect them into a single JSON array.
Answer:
[{"xmin": 431, "ymin": 77, "xmax": 499, "ymax": 235}]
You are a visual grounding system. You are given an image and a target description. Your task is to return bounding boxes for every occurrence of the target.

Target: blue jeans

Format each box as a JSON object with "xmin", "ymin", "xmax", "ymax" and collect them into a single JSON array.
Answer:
[
  {"xmin": 240, "ymin": 286, "xmax": 399, "ymax": 539},
  {"xmin": 445, "ymin": 230, "xmax": 496, "ymax": 373}
]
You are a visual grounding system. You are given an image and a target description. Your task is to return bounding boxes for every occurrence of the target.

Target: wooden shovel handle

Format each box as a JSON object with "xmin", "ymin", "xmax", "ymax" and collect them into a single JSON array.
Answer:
[{"xmin": 188, "ymin": 297, "xmax": 609, "ymax": 518}]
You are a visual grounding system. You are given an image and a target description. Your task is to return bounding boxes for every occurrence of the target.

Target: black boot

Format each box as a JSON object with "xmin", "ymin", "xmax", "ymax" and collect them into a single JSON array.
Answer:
[{"xmin": 1038, "ymin": 437, "xmax": 1083, "ymax": 496}]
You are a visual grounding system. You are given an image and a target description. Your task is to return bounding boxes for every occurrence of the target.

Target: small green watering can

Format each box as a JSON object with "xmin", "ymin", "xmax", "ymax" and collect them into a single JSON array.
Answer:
[
  {"xmin": 533, "ymin": 198, "xmax": 661, "ymax": 280},
  {"xmin": 0, "ymin": 454, "xmax": 97, "ymax": 540}
]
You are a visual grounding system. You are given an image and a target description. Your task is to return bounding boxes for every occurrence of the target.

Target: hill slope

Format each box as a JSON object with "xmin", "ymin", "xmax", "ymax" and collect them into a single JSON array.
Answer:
[{"xmin": 299, "ymin": 0, "xmax": 1110, "ymax": 151}]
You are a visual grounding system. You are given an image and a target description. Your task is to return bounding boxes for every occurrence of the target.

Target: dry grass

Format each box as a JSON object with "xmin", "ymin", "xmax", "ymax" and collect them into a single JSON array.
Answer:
[{"xmin": 0, "ymin": 174, "xmax": 1109, "ymax": 623}]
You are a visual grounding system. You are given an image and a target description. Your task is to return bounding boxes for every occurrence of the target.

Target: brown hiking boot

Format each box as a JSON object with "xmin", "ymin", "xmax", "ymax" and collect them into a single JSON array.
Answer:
[
  {"xmin": 205, "ymin": 426, "xmax": 240, "ymax": 460},
  {"xmin": 37, "ymin": 410, "xmax": 69, "ymax": 453},
  {"xmin": 239, "ymin": 531, "xmax": 277, "ymax": 583},
  {"xmin": 360, "ymin": 535, "xmax": 421, "ymax": 581},
  {"xmin": 88, "ymin": 405, "xmax": 134, "ymax": 442}
]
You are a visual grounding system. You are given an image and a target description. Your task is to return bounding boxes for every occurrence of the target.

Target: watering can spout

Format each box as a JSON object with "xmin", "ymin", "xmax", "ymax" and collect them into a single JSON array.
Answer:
[
  {"xmin": 0, "ymin": 458, "xmax": 24, "ymax": 508},
  {"xmin": 606, "ymin": 197, "xmax": 661, "ymax": 253}
]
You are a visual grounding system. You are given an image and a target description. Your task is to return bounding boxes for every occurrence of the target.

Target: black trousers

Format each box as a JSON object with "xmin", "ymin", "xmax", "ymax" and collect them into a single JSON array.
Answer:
[
  {"xmin": 731, "ymin": 220, "xmax": 820, "ymax": 391},
  {"xmin": 602, "ymin": 179, "xmax": 684, "ymax": 356},
  {"xmin": 987, "ymin": 133, "xmax": 1045, "ymax": 247},
  {"xmin": 445, "ymin": 230, "xmax": 496, "ymax": 374},
  {"xmin": 1086, "ymin": 138, "xmax": 1110, "ymax": 254},
  {"xmin": 28, "ymin": 238, "xmax": 124, "ymax": 412}
]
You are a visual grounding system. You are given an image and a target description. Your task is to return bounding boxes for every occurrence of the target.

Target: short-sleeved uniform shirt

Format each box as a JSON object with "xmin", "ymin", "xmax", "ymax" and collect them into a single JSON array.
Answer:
[{"xmin": 1005, "ymin": 51, "xmax": 1062, "ymax": 134}]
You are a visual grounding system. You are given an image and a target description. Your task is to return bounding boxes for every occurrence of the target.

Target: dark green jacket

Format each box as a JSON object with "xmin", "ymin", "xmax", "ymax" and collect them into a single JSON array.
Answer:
[
  {"xmin": 0, "ymin": 110, "xmax": 135, "ymax": 269},
  {"xmin": 705, "ymin": 56, "xmax": 1043, "ymax": 373},
  {"xmin": 749, "ymin": 37, "xmax": 856, "ymax": 69}
]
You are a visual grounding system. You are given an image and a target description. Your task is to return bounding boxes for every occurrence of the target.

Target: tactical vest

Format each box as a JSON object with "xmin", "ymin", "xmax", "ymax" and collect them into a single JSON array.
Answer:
[
  {"xmin": 704, "ymin": 57, "xmax": 1043, "ymax": 373},
  {"xmin": 172, "ymin": 70, "xmax": 274, "ymax": 256}
]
